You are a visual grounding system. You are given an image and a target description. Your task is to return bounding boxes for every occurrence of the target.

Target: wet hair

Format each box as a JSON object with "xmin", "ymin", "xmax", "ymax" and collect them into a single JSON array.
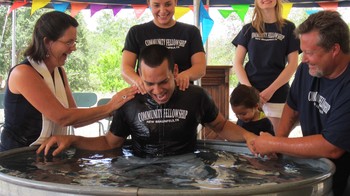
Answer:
[
  {"xmin": 295, "ymin": 10, "xmax": 349, "ymax": 54},
  {"xmin": 230, "ymin": 84, "xmax": 260, "ymax": 108},
  {"xmin": 138, "ymin": 45, "xmax": 175, "ymax": 72},
  {"xmin": 252, "ymin": 0, "xmax": 285, "ymax": 34},
  {"xmin": 24, "ymin": 11, "xmax": 79, "ymax": 62}
]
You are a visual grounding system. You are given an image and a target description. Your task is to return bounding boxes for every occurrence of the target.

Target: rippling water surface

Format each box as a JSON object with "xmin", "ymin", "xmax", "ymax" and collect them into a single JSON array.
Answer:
[{"xmin": 0, "ymin": 146, "xmax": 325, "ymax": 189}]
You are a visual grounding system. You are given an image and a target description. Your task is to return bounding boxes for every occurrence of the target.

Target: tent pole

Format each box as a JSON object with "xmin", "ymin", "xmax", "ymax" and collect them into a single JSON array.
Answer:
[
  {"xmin": 193, "ymin": 0, "xmax": 200, "ymax": 28},
  {"xmin": 204, "ymin": 0, "xmax": 209, "ymax": 68},
  {"xmin": 11, "ymin": 9, "xmax": 16, "ymax": 67},
  {"xmin": 0, "ymin": 7, "xmax": 10, "ymax": 49},
  {"xmin": 193, "ymin": 0, "xmax": 210, "ymax": 86},
  {"xmin": 193, "ymin": 0, "xmax": 201, "ymax": 87},
  {"xmin": 194, "ymin": 0, "xmax": 203, "ymax": 138}
]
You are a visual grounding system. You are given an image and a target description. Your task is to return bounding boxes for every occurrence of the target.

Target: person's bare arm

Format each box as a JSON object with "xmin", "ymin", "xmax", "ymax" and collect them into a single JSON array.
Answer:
[
  {"xmin": 252, "ymin": 104, "xmax": 344, "ymax": 159},
  {"xmin": 260, "ymin": 51, "xmax": 299, "ymax": 103},
  {"xmin": 175, "ymin": 52, "xmax": 206, "ymax": 90},
  {"xmin": 252, "ymin": 132, "xmax": 345, "ymax": 159},
  {"xmin": 233, "ymin": 45, "xmax": 251, "ymax": 86},
  {"xmin": 275, "ymin": 104, "xmax": 299, "ymax": 137},
  {"xmin": 9, "ymin": 65, "xmax": 137, "ymax": 127},
  {"xmin": 37, "ymin": 132, "xmax": 126, "ymax": 156},
  {"xmin": 121, "ymin": 50, "xmax": 147, "ymax": 94},
  {"xmin": 206, "ymin": 113, "xmax": 257, "ymax": 152}
]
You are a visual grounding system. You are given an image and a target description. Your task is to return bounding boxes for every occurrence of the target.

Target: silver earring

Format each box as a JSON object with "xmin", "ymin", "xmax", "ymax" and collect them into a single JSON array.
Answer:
[{"xmin": 46, "ymin": 53, "xmax": 50, "ymax": 58}]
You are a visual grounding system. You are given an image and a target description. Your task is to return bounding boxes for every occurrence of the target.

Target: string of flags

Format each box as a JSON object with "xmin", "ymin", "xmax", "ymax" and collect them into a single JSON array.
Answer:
[{"xmin": 6, "ymin": 0, "xmax": 341, "ymax": 45}]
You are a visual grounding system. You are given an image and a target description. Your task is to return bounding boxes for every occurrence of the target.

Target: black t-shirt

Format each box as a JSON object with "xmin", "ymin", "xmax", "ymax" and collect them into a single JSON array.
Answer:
[
  {"xmin": 237, "ymin": 118, "xmax": 274, "ymax": 136},
  {"xmin": 288, "ymin": 63, "xmax": 350, "ymax": 151},
  {"xmin": 123, "ymin": 21, "xmax": 205, "ymax": 73},
  {"xmin": 110, "ymin": 85, "xmax": 219, "ymax": 157},
  {"xmin": 288, "ymin": 62, "xmax": 350, "ymax": 195},
  {"xmin": 232, "ymin": 21, "xmax": 300, "ymax": 103}
]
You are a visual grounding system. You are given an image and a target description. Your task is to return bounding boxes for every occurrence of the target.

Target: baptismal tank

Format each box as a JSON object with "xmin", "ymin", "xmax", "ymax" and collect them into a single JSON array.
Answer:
[{"xmin": 0, "ymin": 140, "xmax": 335, "ymax": 196}]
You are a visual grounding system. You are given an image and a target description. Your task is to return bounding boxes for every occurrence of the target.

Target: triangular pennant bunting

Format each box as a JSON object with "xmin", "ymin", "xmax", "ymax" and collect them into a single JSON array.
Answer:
[
  {"xmin": 174, "ymin": 6, "xmax": 191, "ymax": 20},
  {"xmin": 52, "ymin": 2, "xmax": 70, "ymax": 12},
  {"xmin": 31, "ymin": 0, "xmax": 50, "ymax": 15},
  {"xmin": 305, "ymin": 9, "xmax": 320, "ymax": 15},
  {"xmin": 231, "ymin": 4, "xmax": 249, "ymax": 22},
  {"xmin": 199, "ymin": 1, "xmax": 213, "ymax": 45},
  {"xmin": 282, "ymin": 3, "xmax": 293, "ymax": 19},
  {"xmin": 131, "ymin": 4, "xmax": 148, "ymax": 19},
  {"xmin": 7, "ymin": 1, "xmax": 28, "ymax": 15},
  {"xmin": 109, "ymin": 5, "xmax": 124, "ymax": 16},
  {"xmin": 70, "ymin": 3, "xmax": 89, "ymax": 17},
  {"xmin": 218, "ymin": 9, "xmax": 234, "ymax": 19},
  {"xmin": 90, "ymin": 4, "xmax": 108, "ymax": 16},
  {"xmin": 318, "ymin": 2, "xmax": 338, "ymax": 11}
]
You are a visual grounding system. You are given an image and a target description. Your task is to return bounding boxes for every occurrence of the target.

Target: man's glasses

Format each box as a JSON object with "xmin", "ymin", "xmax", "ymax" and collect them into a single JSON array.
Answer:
[{"xmin": 57, "ymin": 40, "xmax": 78, "ymax": 48}]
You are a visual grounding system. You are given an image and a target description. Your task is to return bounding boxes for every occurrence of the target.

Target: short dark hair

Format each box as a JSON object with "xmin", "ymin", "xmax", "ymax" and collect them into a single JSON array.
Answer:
[
  {"xmin": 295, "ymin": 10, "xmax": 349, "ymax": 54},
  {"xmin": 24, "ymin": 11, "xmax": 79, "ymax": 62},
  {"xmin": 138, "ymin": 45, "xmax": 174, "ymax": 71},
  {"xmin": 230, "ymin": 84, "xmax": 260, "ymax": 108}
]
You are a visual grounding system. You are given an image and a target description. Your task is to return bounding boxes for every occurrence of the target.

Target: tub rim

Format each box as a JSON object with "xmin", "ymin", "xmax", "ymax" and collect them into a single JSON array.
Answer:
[{"xmin": 0, "ymin": 140, "xmax": 335, "ymax": 196}]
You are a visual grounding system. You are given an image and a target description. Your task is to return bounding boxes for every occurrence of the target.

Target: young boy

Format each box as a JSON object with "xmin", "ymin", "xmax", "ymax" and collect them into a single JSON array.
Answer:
[{"xmin": 230, "ymin": 84, "xmax": 274, "ymax": 136}]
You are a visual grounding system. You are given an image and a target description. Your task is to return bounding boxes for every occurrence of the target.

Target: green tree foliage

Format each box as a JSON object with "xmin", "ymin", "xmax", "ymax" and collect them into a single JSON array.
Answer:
[
  {"xmin": 0, "ymin": 6, "xmax": 12, "ymax": 77},
  {"xmin": 0, "ymin": 6, "xmax": 43, "ymax": 80},
  {"xmin": 64, "ymin": 13, "xmax": 92, "ymax": 91},
  {"xmin": 86, "ymin": 10, "xmax": 150, "ymax": 92},
  {"xmin": 0, "ymin": 6, "xmax": 92, "ymax": 92},
  {"xmin": 88, "ymin": 38, "xmax": 128, "ymax": 92}
]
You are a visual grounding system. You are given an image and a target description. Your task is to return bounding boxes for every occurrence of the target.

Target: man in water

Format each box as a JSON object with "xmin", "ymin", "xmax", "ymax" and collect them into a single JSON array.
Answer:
[{"xmin": 38, "ymin": 45, "xmax": 256, "ymax": 157}]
